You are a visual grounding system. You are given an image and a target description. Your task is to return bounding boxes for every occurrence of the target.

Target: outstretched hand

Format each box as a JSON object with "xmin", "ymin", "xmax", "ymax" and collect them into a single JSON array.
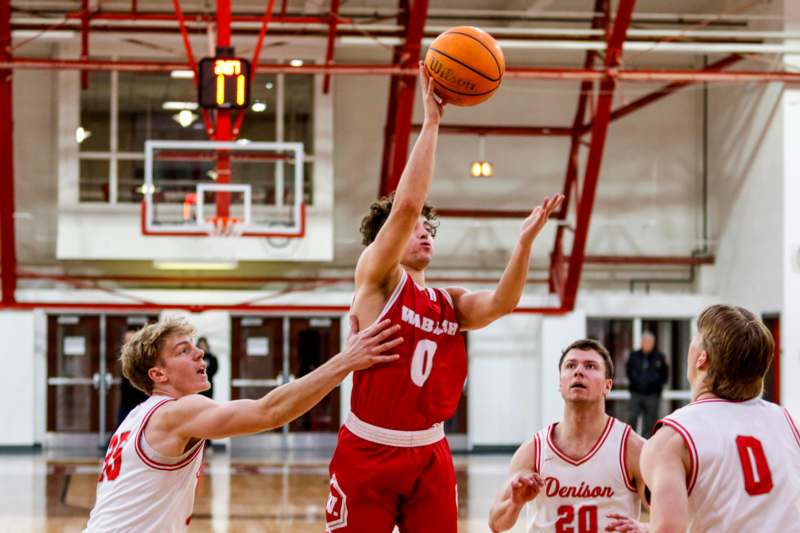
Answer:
[
  {"xmin": 340, "ymin": 317, "xmax": 402, "ymax": 372},
  {"xmin": 519, "ymin": 194, "xmax": 565, "ymax": 244},
  {"xmin": 509, "ymin": 471, "xmax": 545, "ymax": 506},
  {"xmin": 419, "ymin": 61, "xmax": 445, "ymax": 125}
]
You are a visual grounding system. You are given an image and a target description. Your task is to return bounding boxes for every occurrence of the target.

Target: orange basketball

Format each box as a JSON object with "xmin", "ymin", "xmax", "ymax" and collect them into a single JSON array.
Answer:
[{"xmin": 424, "ymin": 26, "xmax": 505, "ymax": 107}]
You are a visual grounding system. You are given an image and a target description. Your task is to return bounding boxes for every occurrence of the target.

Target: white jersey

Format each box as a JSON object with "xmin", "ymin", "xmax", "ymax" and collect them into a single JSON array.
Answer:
[
  {"xmin": 85, "ymin": 395, "xmax": 205, "ymax": 533},
  {"xmin": 526, "ymin": 417, "xmax": 640, "ymax": 533},
  {"xmin": 657, "ymin": 398, "xmax": 800, "ymax": 533}
]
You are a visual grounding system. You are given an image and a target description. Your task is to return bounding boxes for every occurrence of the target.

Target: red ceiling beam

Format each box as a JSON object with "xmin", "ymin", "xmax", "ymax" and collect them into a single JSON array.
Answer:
[
  {"xmin": 550, "ymin": 0, "xmax": 608, "ymax": 298},
  {"xmin": 378, "ymin": 0, "xmax": 430, "ymax": 197},
  {"xmin": 599, "ymin": 54, "xmax": 745, "ymax": 129},
  {"xmin": 3, "ymin": 58, "xmax": 800, "ymax": 84},
  {"xmin": 437, "ymin": 209, "xmax": 533, "ymax": 218},
  {"xmin": 59, "ymin": 11, "xmax": 345, "ymax": 24},
  {"xmin": 79, "ymin": 0, "xmax": 89, "ymax": 89},
  {"xmin": 322, "ymin": 0, "xmax": 341, "ymax": 94},
  {"xmin": 233, "ymin": 0, "xmax": 276, "ymax": 136},
  {"xmin": 0, "ymin": 0, "xmax": 15, "ymax": 305},
  {"xmin": 559, "ymin": 0, "xmax": 637, "ymax": 311},
  {"xmin": 411, "ymin": 124, "xmax": 573, "ymax": 136}
]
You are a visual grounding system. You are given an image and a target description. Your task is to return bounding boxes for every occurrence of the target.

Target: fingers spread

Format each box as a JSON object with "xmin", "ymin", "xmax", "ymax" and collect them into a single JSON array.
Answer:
[
  {"xmin": 375, "ymin": 337, "xmax": 404, "ymax": 353},
  {"xmin": 373, "ymin": 323, "xmax": 402, "ymax": 343}
]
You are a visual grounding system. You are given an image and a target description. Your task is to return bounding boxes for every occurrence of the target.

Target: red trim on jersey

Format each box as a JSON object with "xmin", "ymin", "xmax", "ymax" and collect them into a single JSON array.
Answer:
[
  {"xmin": 619, "ymin": 424, "xmax": 637, "ymax": 493},
  {"xmin": 532, "ymin": 433, "xmax": 541, "ymax": 474},
  {"xmin": 134, "ymin": 399, "xmax": 204, "ymax": 471},
  {"xmin": 546, "ymin": 416, "xmax": 615, "ymax": 467},
  {"xmin": 657, "ymin": 418, "xmax": 699, "ymax": 496},
  {"xmin": 783, "ymin": 408, "xmax": 800, "ymax": 448}
]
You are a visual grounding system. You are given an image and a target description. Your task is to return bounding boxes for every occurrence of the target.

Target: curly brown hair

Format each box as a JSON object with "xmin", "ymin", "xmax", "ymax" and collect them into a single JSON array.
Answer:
[{"xmin": 359, "ymin": 193, "xmax": 439, "ymax": 246}]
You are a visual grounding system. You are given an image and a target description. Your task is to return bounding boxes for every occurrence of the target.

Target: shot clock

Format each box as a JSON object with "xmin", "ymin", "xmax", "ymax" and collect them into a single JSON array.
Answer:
[{"xmin": 198, "ymin": 56, "xmax": 252, "ymax": 109}]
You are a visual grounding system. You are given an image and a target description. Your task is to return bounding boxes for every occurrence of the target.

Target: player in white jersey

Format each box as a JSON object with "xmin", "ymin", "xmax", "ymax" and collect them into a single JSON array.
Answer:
[
  {"xmin": 641, "ymin": 304, "xmax": 800, "ymax": 533},
  {"xmin": 489, "ymin": 339, "xmax": 646, "ymax": 533},
  {"xmin": 85, "ymin": 316, "xmax": 402, "ymax": 532}
]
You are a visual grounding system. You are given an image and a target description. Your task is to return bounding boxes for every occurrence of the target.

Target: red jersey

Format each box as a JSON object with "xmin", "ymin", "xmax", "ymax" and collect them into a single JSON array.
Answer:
[{"xmin": 350, "ymin": 270, "xmax": 467, "ymax": 431}]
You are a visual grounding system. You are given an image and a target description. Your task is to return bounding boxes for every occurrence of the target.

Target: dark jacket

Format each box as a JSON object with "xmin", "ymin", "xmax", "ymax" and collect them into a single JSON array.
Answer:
[
  {"xmin": 200, "ymin": 351, "xmax": 219, "ymax": 399},
  {"xmin": 626, "ymin": 349, "xmax": 669, "ymax": 395}
]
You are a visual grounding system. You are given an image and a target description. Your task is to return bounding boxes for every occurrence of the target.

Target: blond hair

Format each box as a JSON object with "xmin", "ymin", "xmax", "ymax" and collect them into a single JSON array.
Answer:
[
  {"xmin": 697, "ymin": 304, "xmax": 774, "ymax": 401},
  {"xmin": 121, "ymin": 317, "xmax": 196, "ymax": 394}
]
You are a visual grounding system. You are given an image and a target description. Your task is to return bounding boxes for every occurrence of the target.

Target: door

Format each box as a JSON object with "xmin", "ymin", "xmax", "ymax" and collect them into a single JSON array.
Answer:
[
  {"xmin": 231, "ymin": 316, "xmax": 285, "ymax": 434},
  {"xmin": 288, "ymin": 317, "xmax": 341, "ymax": 432},
  {"xmin": 47, "ymin": 315, "xmax": 101, "ymax": 442}
]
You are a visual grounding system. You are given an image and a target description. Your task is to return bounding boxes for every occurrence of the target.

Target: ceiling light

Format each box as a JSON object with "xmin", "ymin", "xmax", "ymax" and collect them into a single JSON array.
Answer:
[
  {"xmin": 137, "ymin": 184, "xmax": 158, "ymax": 195},
  {"xmin": 470, "ymin": 161, "xmax": 482, "ymax": 177},
  {"xmin": 206, "ymin": 170, "xmax": 218, "ymax": 181},
  {"xmin": 162, "ymin": 101, "xmax": 199, "ymax": 111},
  {"xmin": 470, "ymin": 135, "xmax": 494, "ymax": 177},
  {"xmin": 251, "ymin": 101, "xmax": 267, "ymax": 112},
  {"xmin": 173, "ymin": 110, "xmax": 198, "ymax": 128},
  {"xmin": 265, "ymin": 81, "xmax": 274, "ymax": 90},
  {"xmin": 170, "ymin": 70, "xmax": 195, "ymax": 79},
  {"xmin": 153, "ymin": 261, "xmax": 238, "ymax": 271},
  {"xmin": 289, "ymin": 59, "xmax": 304, "ymax": 67},
  {"xmin": 75, "ymin": 126, "xmax": 92, "ymax": 144}
]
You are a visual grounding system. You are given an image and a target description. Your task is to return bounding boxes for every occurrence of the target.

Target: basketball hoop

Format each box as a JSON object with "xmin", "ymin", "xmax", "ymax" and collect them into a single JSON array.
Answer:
[{"xmin": 206, "ymin": 216, "xmax": 243, "ymax": 238}]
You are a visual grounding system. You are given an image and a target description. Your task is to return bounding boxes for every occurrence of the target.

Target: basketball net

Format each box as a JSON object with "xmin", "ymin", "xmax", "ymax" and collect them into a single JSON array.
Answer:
[{"xmin": 205, "ymin": 216, "xmax": 243, "ymax": 264}]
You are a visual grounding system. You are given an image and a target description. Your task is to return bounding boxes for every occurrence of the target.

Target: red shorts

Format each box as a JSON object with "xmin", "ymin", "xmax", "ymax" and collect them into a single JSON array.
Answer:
[{"xmin": 326, "ymin": 426, "xmax": 458, "ymax": 533}]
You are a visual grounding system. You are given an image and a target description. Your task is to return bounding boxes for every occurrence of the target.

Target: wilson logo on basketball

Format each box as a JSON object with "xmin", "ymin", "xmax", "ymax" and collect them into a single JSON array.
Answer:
[
  {"xmin": 544, "ymin": 477, "xmax": 614, "ymax": 498},
  {"xmin": 428, "ymin": 57, "xmax": 477, "ymax": 92}
]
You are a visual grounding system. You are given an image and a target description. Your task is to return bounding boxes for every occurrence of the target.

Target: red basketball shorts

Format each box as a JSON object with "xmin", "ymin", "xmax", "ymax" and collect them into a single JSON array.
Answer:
[{"xmin": 325, "ymin": 424, "xmax": 458, "ymax": 533}]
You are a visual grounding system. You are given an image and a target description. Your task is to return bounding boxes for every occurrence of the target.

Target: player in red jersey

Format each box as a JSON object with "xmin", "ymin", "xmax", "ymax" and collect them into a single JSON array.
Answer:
[{"xmin": 324, "ymin": 62, "xmax": 564, "ymax": 533}]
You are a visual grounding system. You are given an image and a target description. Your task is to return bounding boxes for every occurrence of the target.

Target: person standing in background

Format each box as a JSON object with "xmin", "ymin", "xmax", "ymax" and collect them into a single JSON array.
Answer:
[
  {"xmin": 197, "ymin": 337, "xmax": 219, "ymax": 400},
  {"xmin": 626, "ymin": 331, "xmax": 669, "ymax": 437}
]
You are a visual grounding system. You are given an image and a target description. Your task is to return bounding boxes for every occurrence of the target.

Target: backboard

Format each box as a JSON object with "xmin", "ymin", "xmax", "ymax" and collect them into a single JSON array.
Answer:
[{"xmin": 141, "ymin": 140, "xmax": 306, "ymax": 238}]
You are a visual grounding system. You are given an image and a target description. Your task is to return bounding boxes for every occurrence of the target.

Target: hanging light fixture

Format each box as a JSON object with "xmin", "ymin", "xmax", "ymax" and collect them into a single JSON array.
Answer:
[{"xmin": 470, "ymin": 135, "xmax": 494, "ymax": 177}]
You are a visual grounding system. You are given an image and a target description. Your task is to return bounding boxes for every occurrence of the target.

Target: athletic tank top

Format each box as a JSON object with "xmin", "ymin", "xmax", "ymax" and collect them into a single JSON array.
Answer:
[
  {"xmin": 85, "ymin": 395, "xmax": 205, "ymax": 532},
  {"xmin": 526, "ymin": 417, "xmax": 640, "ymax": 532},
  {"xmin": 656, "ymin": 398, "xmax": 800, "ymax": 533},
  {"xmin": 350, "ymin": 270, "xmax": 468, "ymax": 430}
]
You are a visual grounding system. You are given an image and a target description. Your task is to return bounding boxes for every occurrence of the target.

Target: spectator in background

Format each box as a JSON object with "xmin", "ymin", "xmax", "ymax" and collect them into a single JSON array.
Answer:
[
  {"xmin": 197, "ymin": 337, "xmax": 219, "ymax": 400},
  {"xmin": 116, "ymin": 328, "xmax": 148, "ymax": 429},
  {"xmin": 626, "ymin": 331, "xmax": 668, "ymax": 437}
]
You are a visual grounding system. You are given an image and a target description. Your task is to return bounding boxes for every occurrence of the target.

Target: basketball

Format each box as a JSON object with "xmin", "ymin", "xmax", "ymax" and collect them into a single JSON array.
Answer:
[{"xmin": 424, "ymin": 26, "xmax": 505, "ymax": 107}]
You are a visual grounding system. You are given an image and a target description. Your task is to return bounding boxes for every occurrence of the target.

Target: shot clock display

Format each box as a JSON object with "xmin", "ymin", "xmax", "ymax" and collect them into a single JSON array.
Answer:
[{"xmin": 198, "ymin": 57, "xmax": 252, "ymax": 109}]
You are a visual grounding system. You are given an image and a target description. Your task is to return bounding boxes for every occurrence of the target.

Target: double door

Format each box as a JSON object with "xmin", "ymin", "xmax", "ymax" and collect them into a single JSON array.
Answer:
[
  {"xmin": 46, "ymin": 314, "xmax": 157, "ymax": 448},
  {"xmin": 231, "ymin": 316, "xmax": 341, "ymax": 447}
]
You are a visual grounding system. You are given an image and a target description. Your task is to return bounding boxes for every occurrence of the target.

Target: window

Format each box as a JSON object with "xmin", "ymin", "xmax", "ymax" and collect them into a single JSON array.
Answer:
[
  {"xmin": 77, "ymin": 67, "xmax": 315, "ymax": 205},
  {"xmin": 586, "ymin": 318, "xmax": 692, "ymax": 421}
]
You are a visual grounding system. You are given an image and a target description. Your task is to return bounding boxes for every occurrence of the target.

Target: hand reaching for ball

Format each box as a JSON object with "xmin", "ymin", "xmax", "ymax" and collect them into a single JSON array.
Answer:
[{"xmin": 419, "ymin": 61, "xmax": 445, "ymax": 125}]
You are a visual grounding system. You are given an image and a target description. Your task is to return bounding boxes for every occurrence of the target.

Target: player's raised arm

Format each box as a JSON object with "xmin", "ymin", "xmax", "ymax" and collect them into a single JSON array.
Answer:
[
  {"xmin": 489, "ymin": 438, "xmax": 545, "ymax": 532},
  {"xmin": 162, "ymin": 318, "xmax": 401, "ymax": 441},
  {"xmin": 448, "ymin": 194, "xmax": 563, "ymax": 330},
  {"xmin": 355, "ymin": 62, "xmax": 445, "ymax": 288},
  {"xmin": 640, "ymin": 427, "xmax": 691, "ymax": 533}
]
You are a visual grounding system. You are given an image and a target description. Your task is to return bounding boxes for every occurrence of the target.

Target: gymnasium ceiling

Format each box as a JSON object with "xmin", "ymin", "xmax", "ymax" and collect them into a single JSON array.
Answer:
[{"xmin": 4, "ymin": 0, "xmax": 792, "ymax": 296}]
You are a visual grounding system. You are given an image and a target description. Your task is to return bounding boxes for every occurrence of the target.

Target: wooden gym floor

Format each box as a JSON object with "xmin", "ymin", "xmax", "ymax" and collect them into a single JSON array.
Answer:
[{"xmin": 0, "ymin": 451, "xmax": 527, "ymax": 532}]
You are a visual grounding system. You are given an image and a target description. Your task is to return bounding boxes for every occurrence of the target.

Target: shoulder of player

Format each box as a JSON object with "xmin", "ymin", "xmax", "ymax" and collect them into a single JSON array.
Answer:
[
  {"xmin": 509, "ymin": 435, "xmax": 539, "ymax": 471},
  {"xmin": 643, "ymin": 421, "xmax": 691, "ymax": 468},
  {"xmin": 154, "ymin": 394, "xmax": 216, "ymax": 428},
  {"xmin": 354, "ymin": 255, "xmax": 405, "ymax": 293}
]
